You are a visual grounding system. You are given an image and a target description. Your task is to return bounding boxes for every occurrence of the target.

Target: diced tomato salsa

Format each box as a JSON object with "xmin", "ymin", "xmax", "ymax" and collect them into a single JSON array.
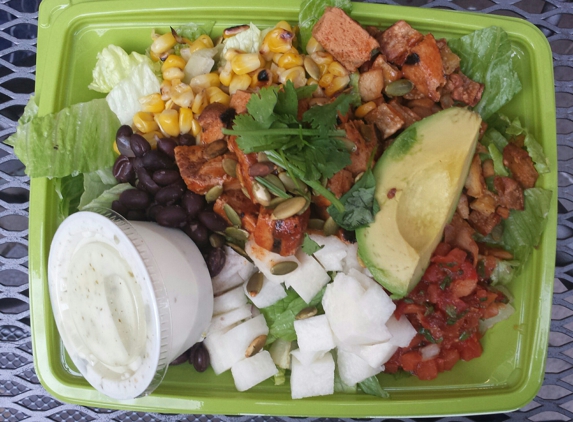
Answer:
[{"xmin": 385, "ymin": 244, "xmax": 509, "ymax": 380}]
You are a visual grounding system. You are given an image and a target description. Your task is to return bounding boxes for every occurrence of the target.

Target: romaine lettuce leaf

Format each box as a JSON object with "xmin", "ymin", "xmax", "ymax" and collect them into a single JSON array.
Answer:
[
  {"xmin": 490, "ymin": 259, "xmax": 520, "ymax": 286},
  {"xmin": 54, "ymin": 174, "xmax": 84, "ymax": 223},
  {"xmin": 358, "ymin": 376, "xmax": 389, "ymax": 398},
  {"xmin": 4, "ymin": 97, "xmax": 120, "ymax": 179},
  {"xmin": 78, "ymin": 168, "xmax": 117, "ymax": 210},
  {"xmin": 80, "ymin": 183, "xmax": 133, "ymax": 211},
  {"xmin": 299, "ymin": 0, "xmax": 352, "ymax": 53},
  {"xmin": 221, "ymin": 23, "xmax": 262, "ymax": 65},
  {"xmin": 448, "ymin": 26, "xmax": 522, "ymax": 120}
]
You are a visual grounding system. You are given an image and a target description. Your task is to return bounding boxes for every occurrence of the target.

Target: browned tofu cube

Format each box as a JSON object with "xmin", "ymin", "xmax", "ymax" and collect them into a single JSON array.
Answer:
[
  {"xmin": 377, "ymin": 20, "xmax": 423, "ymax": 66},
  {"xmin": 364, "ymin": 103, "xmax": 404, "ymax": 139},
  {"xmin": 359, "ymin": 69, "xmax": 384, "ymax": 102}
]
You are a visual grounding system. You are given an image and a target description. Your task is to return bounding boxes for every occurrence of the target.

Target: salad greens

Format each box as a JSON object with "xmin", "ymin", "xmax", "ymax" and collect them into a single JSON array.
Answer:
[{"xmin": 301, "ymin": 233, "xmax": 324, "ymax": 255}]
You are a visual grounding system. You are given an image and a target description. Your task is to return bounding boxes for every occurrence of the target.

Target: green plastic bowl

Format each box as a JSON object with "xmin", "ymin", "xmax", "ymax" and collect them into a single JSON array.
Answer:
[{"xmin": 30, "ymin": 0, "xmax": 557, "ymax": 417}]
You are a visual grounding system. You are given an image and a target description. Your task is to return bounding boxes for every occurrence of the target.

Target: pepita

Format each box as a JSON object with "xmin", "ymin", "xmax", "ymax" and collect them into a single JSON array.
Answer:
[
  {"xmin": 355, "ymin": 172, "xmax": 365, "ymax": 182},
  {"xmin": 204, "ymin": 139, "xmax": 229, "ymax": 159},
  {"xmin": 245, "ymin": 334, "xmax": 267, "ymax": 357},
  {"xmin": 303, "ymin": 56, "xmax": 321, "ymax": 80},
  {"xmin": 223, "ymin": 203, "xmax": 242, "ymax": 227},
  {"xmin": 222, "ymin": 158, "xmax": 238, "ymax": 177},
  {"xmin": 342, "ymin": 139, "xmax": 357, "ymax": 152},
  {"xmin": 227, "ymin": 242, "xmax": 250, "ymax": 260},
  {"xmin": 278, "ymin": 172, "xmax": 297, "ymax": 192},
  {"xmin": 209, "ymin": 233, "xmax": 225, "ymax": 248},
  {"xmin": 257, "ymin": 151, "xmax": 270, "ymax": 162},
  {"xmin": 295, "ymin": 306, "xmax": 318, "ymax": 320},
  {"xmin": 225, "ymin": 226, "xmax": 249, "ymax": 242},
  {"xmin": 252, "ymin": 181, "xmax": 271, "ymax": 206},
  {"xmin": 205, "ymin": 185, "xmax": 224, "ymax": 202},
  {"xmin": 246, "ymin": 272, "xmax": 264, "ymax": 297},
  {"xmin": 323, "ymin": 216, "xmax": 339, "ymax": 236},
  {"xmin": 270, "ymin": 260, "xmax": 298, "ymax": 275},
  {"xmin": 297, "ymin": 199, "xmax": 310, "ymax": 215},
  {"xmin": 272, "ymin": 196, "xmax": 307, "ymax": 220},
  {"xmin": 308, "ymin": 218, "xmax": 325, "ymax": 230},
  {"xmin": 264, "ymin": 174, "xmax": 286, "ymax": 194},
  {"xmin": 267, "ymin": 197, "xmax": 289, "ymax": 209},
  {"xmin": 241, "ymin": 187, "xmax": 251, "ymax": 199},
  {"xmin": 385, "ymin": 79, "xmax": 414, "ymax": 97}
]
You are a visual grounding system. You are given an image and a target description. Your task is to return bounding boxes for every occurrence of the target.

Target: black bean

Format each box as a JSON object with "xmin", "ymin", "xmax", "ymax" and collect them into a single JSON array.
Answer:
[
  {"xmin": 404, "ymin": 52, "xmax": 420, "ymax": 65},
  {"xmin": 170, "ymin": 350, "xmax": 189, "ymax": 366},
  {"xmin": 178, "ymin": 134, "xmax": 195, "ymax": 146},
  {"xmin": 157, "ymin": 137, "xmax": 178, "ymax": 160},
  {"xmin": 342, "ymin": 229, "xmax": 356, "ymax": 243},
  {"xmin": 155, "ymin": 184, "xmax": 185, "ymax": 205},
  {"xmin": 116, "ymin": 125, "xmax": 135, "ymax": 157},
  {"xmin": 111, "ymin": 200, "xmax": 128, "ymax": 217},
  {"xmin": 156, "ymin": 206, "xmax": 187, "ymax": 228},
  {"xmin": 152, "ymin": 169, "xmax": 182, "ymax": 186},
  {"xmin": 146, "ymin": 203, "xmax": 164, "ymax": 222},
  {"xmin": 132, "ymin": 156, "xmax": 144, "ymax": 170},
  {"xmin": 198, "ymin": 211, "xmax": 228, "ymax": 232},
  {"xmin": 130, "ymin": 133, "xmax": 151, "ymax": 157},
  {"xmin": 183, "ymin": 220, "xmax": 209, "ymax": 246},
  {"xmin": 113, "ymin": 155, "xmax": 135, "ymax": 183},
  {"xmin": 181, "ymin": 190, "xmax": 205, "ymax": 219},
  {"xmin": 206, "ymin": 247, "xmax": 226, "ymax": 277},
  {"xmin": 119, "ymin": 189, "xmax": 151, "ymax": 210},
  {"xmin": 192, "ymin": 343, "xmax": 210, "ymax": 372},
  {"xmin": 126, "ymin": 209, "xmax": 147, "ymax": 221},
  {"xmin": 142, "ymin": 150, "xmax": 174, "ymax": 171},
  {"xmin": 188, "ymin": 343, "xmax": 202, "ymax": 365},
  {"xmin": 136, "ymin": 167, "xmax": 161, "ymax": 195}
]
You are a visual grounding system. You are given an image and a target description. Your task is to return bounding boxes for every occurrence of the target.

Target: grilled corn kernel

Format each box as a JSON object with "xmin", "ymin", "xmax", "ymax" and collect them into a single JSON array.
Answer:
[
  {"xmin": 355, "ymin": 101, "xmax": 377, "ymax": 118},
  {"xmin": 192, "ymin": 90, "xmax": 209, "ymax": 114},
  {"xmin": 262, "ymin": 28, "xmax": 294, "ymax": 54},
  {"xmin": 223, "ymin": 48, "xmax": 241, "ymax": 63},
  {"xmin": 311, "ymin": 51, "xmax": 334, "ymax": 66},
  {"xmin": 197, "ymin": 34, "xmax": 214, "ymax": 48},
  {"xmin": 327, "ymin": 61, "xmax": 348, "ymax": 77},
  {"xmin": 113, "ymin": 141, "xmax": 120, "ymax": 155},
  {"xmin": 229, "ymin": 74, "xmax": 252, "ymax": 94},
  {"xmin": 189, "ymin": 38, "xmax": 209, "ymax": 53},
  {"xmin": 275, "ymin": 20, "xmax": 292, "ymax": 31},
  {"xmin": 161, "ymin": 54, "xmax": 187, "ymax": 71},
  {"xmin": 163, "ymin": 67, "xmax": 185, "ymax": 81},
  {"xmin": 133, "ymin": 112, "xmax": 159, "ymax": 134},
  {"xmin": 279, "ymin": 66, "xmax": 307, "ymax": 88},
  {"xmin": 141, "ymin": 131, "xmax": 161, "ymax": 149},
  {"xmin": 251, "ymin": 68, "xmax": 272, "ymax": 88},
  {"xmin": 223, "ymin": 24, "xmax": 250, "ymax": 39},
  {"xmin": 190, "ymin": 72, "xmax": 221, "ymax": 93},
  {"xmin": 278, "ymin": 52, "xmax": 303, "ymax": 69},
  {"xmin": 272, "ymin": 53, "xmax": 283, "ymax": 65},
  {"xmin": 231, "ymin": 53, "xmax": 263, "ymax": 75},
  {"xmin": 149, "ymin": 50, "xmax": 161, "ymax": 62},
  {"xmin": 139, "ymin": 93, "xmax": 165, "ymax": 114},
  {"xmin": 219, "ymin": 68, "xmax": 233, "ymax": 87},
  {"xmin": 151, "ymin": 32, "xmax": 177, "ymax": 55},
  {"xmin": 191, "ymin": 118, "xmax": 201, "ymax": 137},
  {"xmin": 318, "ymin": 72, "xmax": 335, "ymax": 88},
  {"xmin": 318, "ymin": 63, "xmax": 329, "ymax": 77},
  {"xmin": 155, "ymin": 109, "xmax": 180, "ymax": 137},
  {"xmin": 170, "ymin": 83, "xmax": 195, "ymax": 108},
  {"xmin": 179, "ymin": 107, "xmax": 193, "ymax": 134},
  {"xmin": 160, "ymin": 80, "xmax": 172, "ymax": 101},
  {"xmin": 307, "ymin": 77, "xmax": 318, "ymax": 86},
  {"xmin": 206, "ymin": 86, "xmax": 230, "ymax": 106},
  {"xmin": 325, "ymin": 75, "xmax": 350, "ymax": 97},
  {"xmin": 306, "ymin": 37, "xmax": 324, "ymax": 54}
]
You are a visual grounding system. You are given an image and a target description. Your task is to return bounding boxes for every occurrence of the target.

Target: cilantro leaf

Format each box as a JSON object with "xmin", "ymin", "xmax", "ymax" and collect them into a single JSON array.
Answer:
[
  {"xmin": 246, "ymin": 85, "xmax": 280, "ymax": 128},
  {"xmin": 328, "ymin": 168, "xmax": 379, "ymax": 230},
  {"xmin": 301, "ymin": 233, "xmax": 324, "ymax": 255},
  {"xmin": 302, "ymin": 93, "xmax": 354, "ymax": 136},
  {"xmin": 275, "ymin": 81, "xmax": 299, "ymax": 119}
]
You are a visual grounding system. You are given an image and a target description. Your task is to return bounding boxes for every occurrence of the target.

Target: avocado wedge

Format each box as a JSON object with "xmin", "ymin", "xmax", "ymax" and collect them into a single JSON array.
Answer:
[{"xmin": 356, "ymin": 107, "xmax": 482, "ymax": 298}]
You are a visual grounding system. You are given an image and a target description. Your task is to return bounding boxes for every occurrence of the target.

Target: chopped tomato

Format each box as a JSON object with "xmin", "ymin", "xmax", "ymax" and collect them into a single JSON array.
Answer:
[
  {"xmin": 416, "ymin": 359, "xmax": 439, "ymax": 380},
  {"xmin": 400, "ymin": 351, "xmax": 423, "ymax": 371}
]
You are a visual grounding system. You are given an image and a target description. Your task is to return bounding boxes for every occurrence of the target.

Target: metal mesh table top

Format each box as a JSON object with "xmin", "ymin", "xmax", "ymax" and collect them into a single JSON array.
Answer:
[{"xmin": 0, "ymin": 0, "xmax": 571, "ymax": 420}]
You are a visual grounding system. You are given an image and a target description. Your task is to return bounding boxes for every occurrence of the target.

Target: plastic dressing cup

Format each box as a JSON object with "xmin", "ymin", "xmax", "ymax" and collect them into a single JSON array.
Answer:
[{"xmin": 47, "ymin": 209, "xmax": 213, "ymax": 400}]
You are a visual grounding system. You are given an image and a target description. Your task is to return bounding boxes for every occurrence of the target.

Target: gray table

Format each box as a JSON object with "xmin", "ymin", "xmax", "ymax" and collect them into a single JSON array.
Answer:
[{"xmin": 1, "ymin": 0, "xmax": 572, "ymax": 420}]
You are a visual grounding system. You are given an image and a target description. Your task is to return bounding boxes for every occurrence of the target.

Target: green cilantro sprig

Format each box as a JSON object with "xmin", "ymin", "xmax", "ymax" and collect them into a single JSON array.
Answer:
[{"xmin": 222, "ymin": 81, "xmax": 353, "ymax": 211}]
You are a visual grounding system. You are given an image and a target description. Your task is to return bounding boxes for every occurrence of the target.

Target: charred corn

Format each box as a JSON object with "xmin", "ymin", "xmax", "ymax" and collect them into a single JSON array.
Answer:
[
  {"xmin": 306, "ymin": 37, "xmax": 324, "ymax": 54},
  {"xmin": 192, "ymin": 90, "xmax": 209, "ymax": 114},
  {"xmin": 229, "ymin": 74, "xmax": 251, "ymax": 94},
  {"xmin": 161, "ymin": 54, "xmax": 186, "ymax": 71},
  {"xmin": 278, "ymin": 52, "xmax": 303, "ymax": 69},
  {"xmin": 170, "ymin": 83, "xmax": 195, "ymax": 108},
  {"xmin": 151, "ymin": 32, "xmax": 176, "ymax": 55},
  {"xmin": 206, "ymin": 86, "xmax": 230, "ymax": 106},
  {"xmin": 231, "ymin": 53, "xmax": 263, "ymax": 75},
  {"xmin": 355, "ymin": 101, "xmax": 377, "ymax": 118},
  {"xmin": 261, "ymin": 28, "xmax": 294, "ymax": 54},
  {"xmin": 190, "ymin": 72, "xmax": 221, "ymax": 93},
  {"xmin": 179, "ymin": 107, "xmax": 193, "ymax": 134},
  {"xmin": 133, "ymin": 112, "xmax": 159, "ymax": 133},
  {"xmin": 325, "ymin": 75, "xmax": 350, "ymax": 97},
  {"xmin": 139, "ymin": 93, "xmax": 165, "ymax": 114},
  {"xmin": 155, "ymin": 109, "xmax": 180, "ymax": 137}
]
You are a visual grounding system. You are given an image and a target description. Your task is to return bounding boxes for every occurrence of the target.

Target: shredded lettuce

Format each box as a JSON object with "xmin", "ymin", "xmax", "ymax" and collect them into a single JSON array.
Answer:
[
  {"xmin": 54, "ymin": 174, "xmax": 84, "ymax": 223},
  {"xmin": 299, "ymin": 0, "xmax": 352, "ymax": 53},
  {"xmin": 358, "ymin": 376, "xmax": 389, "ymax": 398},
  {"xmin": 4, "ymin": 97, "xmax": 119, "ymax": 179},
  {"xmin": 486, "ymin": 143, "xmax": 508, "ymax": 177},
  {"xmin": 175, "ymin": 21, "xmax": 214, "ymax": 41},
  {"xmin": 448, "ymin": 27, "xmax": 522, "ymax": 120},
  {"xmin": 220, "ymin": 23, "xmax": 262, "ymax": 65},
  {"xmin": 81, "ymin": 183, "xmax": 133, "ymax": 212},
  {"xmin": 78, "ymin": 168, "xmax": 118, "ymax": 210},
  {"xmin": 273, "ymin": 368, "xmax": 286, "ymax": 386},
  {"xmin": 490, "ymin": 259, "xmax": 520, "ymax": 286}
]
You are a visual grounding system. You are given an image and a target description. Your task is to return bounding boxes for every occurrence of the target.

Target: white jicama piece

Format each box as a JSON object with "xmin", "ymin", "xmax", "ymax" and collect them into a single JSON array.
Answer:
[
  {"xmin": 212, "ymin": 246, "xmax": 256, "ymax": 294},
  {"xmin": 243, "ymin": 275, "xmax": 287, "ymax": 308},
  {"xmin": 245, "ymin": 240, "xmax": 302, "ymax": 284},
  {"xmin": 309, "ymin": 234, "xmax": 347, "ymax": 272},
  {"xmin": 290, "ymin": 349, "xmax": 327, "ymax": 366},
  {"xmin": 207, "ymin": 304, "xmax": 252, "ymax": 336},
  {"xmin": 204, "ymin": 314, "xmax": 269, "ymax": 375},
  {"xmin": 337, "ymin": 349, "xmax": 383, "ymax": 386},
  {"xmin": 213, "ymin": 284, "xmax": 248, "ymax": 315},
  {"xmin": 294, "ymin": 315, "xmax": 335, "ymax": 353},
  {"xmin": 269, "ymin": 338, "xmax": 293, "ymax": 369},
  {"xmin": 286, "ymin": 251, "xmax": 330, "ymax": 303},
  {"xmin": 290, "ymin": 351, "xmax": 335, "ymax": 399},
  {"xmin": 231, "ymin": 350, "xmax": 278, "ymax": 392}
]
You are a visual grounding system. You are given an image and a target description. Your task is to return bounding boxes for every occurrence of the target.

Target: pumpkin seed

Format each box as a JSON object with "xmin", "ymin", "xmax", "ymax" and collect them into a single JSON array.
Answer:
[
  {"xmin": 323, "ymin": 216, "xmax": 339, "ymax": 236},
  {"xmin": 245, "ymin": 334, "xmax": 267, "ymax": 357},
  {"xmin": 252, "ymin": 181, "xmax": 271, "ymax": 206},
  {"xmin": 267, "ymin": 197, "xmax": 289, "ymax": 209},
  {"xmin": 205, "ymin": 185, "xmax": 223, "ymax": 203},
  {"xmin": 355, "ymin": 172, "xmax": 365, "ymax": 182},
  {"xmin": 270, "ymin": 260, "xmax": 298, "ymax": 275},
  {"xmin": 295, "ymin": 306, "xmax": 318, "ymax": 320},
  {"xmin": 222, "ymin": 158, "xmax": 238, "ymax": 177},
  {"xmin": 257, "ymin": 151, "xmax": 269, "ymax": 162},
  {"xmin": 308, "ymin": 218, "xmax": 325, "ymax": 230},
  {"xmin": 223, "ymin": 203, "xmax": 242, "ymax": 227},
  {"xmin": 342, "ymin": 139, "xmax": 357, "ymax": 152},
  {"xmin": 385, "ymin": 79, "xmax": 414, "ymax": 97},
  {"xmin": 303, "ymin": 56, "xmax": 321, "ymax": 80},
  {"xmin": 264, "ymin": 174, "xmax": 286, "ymax": 193},
  {"xmin": 297, "ymin": 199, "xmax": 310, "ymax": 216},
  {"xmin": 246, "ymin": 272, "xmax": 264, "ymax": 297},
  {"xmin": 225, "ymin": 226, "xmax": 249, "ymax": 242},
  {"xmin": 227, "ymin": 242, "xmax": 250, "ymax": 260},
  {"xmin": 209, "ymin": 233, "xmax": 225, "ymax": 248},
  {"xmin": 241, "ymin": 187, "xmax": 251, "ymax": 199},
  {"xmin": 204, "ymin": 139, "xmax": 228, "ymax": 159},
  {"xmin": 272, "ymin": 196, "xmax": 307, "ymax": 220}
]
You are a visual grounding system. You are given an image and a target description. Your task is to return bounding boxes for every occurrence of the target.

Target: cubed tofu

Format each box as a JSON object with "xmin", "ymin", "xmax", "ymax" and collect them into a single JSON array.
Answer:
[
  {"xmin": 359, "ymin": 69, "xmax": 384, "ymax": 102},
  {"xmin": 377, "ymin": 20, "xmax": 424, "ymax": 66},
  {"xmin": 364, "ymin": 103, "xmax": 404, "ymax": 139}
]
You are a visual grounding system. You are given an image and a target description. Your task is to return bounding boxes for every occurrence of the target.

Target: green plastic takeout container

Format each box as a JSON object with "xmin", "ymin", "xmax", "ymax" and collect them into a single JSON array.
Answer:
[{"xmin": 30, "ymin": 0, "xmax": 558, "ymax": 417}]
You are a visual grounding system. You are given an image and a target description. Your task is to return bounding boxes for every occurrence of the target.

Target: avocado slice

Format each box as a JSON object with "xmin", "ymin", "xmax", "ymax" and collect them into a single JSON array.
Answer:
[{"xmin": 356, "ymin": 107, "xmax": 482, "ymax": 298}]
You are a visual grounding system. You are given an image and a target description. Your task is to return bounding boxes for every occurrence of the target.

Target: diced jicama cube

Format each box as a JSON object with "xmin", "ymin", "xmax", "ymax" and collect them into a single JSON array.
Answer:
[
  {"xmin": 207, "ymin": 304, "xmax": 252, "ymax": 336},
  {"xmin": 294, "ymin": 315, "xmax": 335, "ymax": 352},
  {"xmin": 286, "ymin": 251, "xmax": 330, "ymax": 303},
  {"xmin": 213, "ymin": 284, "xmax": 247, "ymax": 315},
  {"xmin": 342, "ymin": 242, "xmax": 370, "ymax": 275},
  {"xmin": 337, "ymin": 349, "xmax": 383, "ymax": 386},
  {"xmin": 290, "ymin": 348, "xmax": 327, "ymax": 366},
  {"xmin": 204, "ymin": 314, "xmax": 269, "ymax": 375},
  {"xmin": 243, "ymin": 275, "xmax": 287, "ymax": 308},
  {"xmin": 347, "ymin": 268, "xmax": 377, "ymax": 290},
  {"xmin": 290, "ymin": 351, "xmax": 335, "ymax": 399},
  {"xmin": 231, "ymin": 350, "xmax": 278, "ymax": 392},
  {"xmin": 309, "ymin": 234, "xmax": 347, "ymax": 272},
  {"xmin": 245, "ymin": 240, "xmax": 301, "ymax": 284},
  {"xmin": 323, "ymin": 273, "xmax": 393, "ymax": 345},
  {"xmin": 269, "ymin": 338, "xmax": 293, "ymax": 369},
  {"xmin": 212, "ymin": 246, "xmax": 256, "ymax": 294},
  {"xmin": 387, "ymin": 314, "xmax": 417, "ymax": 347}
]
